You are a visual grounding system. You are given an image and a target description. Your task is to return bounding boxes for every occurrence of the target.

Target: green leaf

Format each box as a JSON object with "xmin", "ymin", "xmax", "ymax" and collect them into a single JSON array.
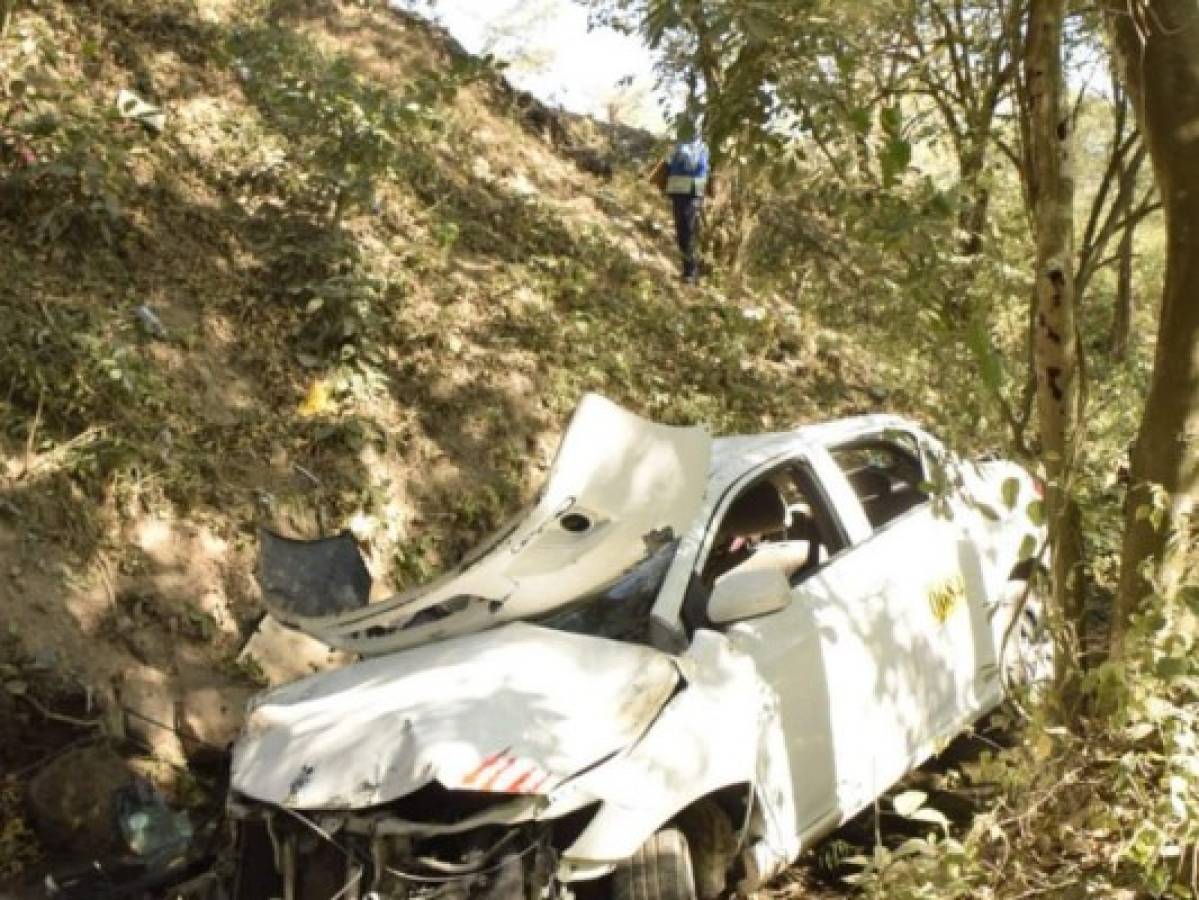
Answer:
[
  {"xmin": 1155, "ymin": 656, "xmax": 1187, "ymax": 680},
  {"xmin": 848, "ymin": 106, "xmax": 872, "ymax": 135},
  {"xmin": 892, "ymin": 789, "xmax": 927, "ymax": 817},
  {"xmin": 1027, "ymin": 499, "xmax": 1046, "ymax": 526},
  {"xmin": 1017, "ymin": 533, "xmax": 1037, "ymax": 562},
  {"xmin": 742, "ymin": 11, "xmax": 773, "ymax": 43},
  {"xmin": 879, "ymin": 105, "xmax": 902, "ymax": 137},
  {"xmin": 880, "ymin": 137, "xmax": 911, "ymax": 187},
  {"xmin": 927, "ymin": 189, "xmax": 954, "ymax": 218},
  {"xmin": 975, "ymin": 501, "xmax": 1000, "ymax": 522},
  {"xmin": 1000, "ymin": 476, "xmax": 1020, "ymax": 510}
]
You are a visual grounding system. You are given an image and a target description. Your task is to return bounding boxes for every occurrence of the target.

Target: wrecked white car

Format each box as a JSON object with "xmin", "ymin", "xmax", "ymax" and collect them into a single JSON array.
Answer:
[{"xmin": 228, "ymin": 394, "xmax": 1050, "ymax": 900}]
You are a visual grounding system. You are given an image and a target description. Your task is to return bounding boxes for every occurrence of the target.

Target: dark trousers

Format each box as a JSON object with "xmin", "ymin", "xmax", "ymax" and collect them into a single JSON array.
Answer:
[{"xmin": 671, "ymin": 193, "xmax": 703, "ymax": 279}]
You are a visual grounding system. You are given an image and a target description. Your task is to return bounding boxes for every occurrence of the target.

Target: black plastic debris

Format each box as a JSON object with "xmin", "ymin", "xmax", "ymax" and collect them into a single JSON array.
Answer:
[{"xmin": 257, "ymin": 529, "xmax": 372, "ymax": 619}]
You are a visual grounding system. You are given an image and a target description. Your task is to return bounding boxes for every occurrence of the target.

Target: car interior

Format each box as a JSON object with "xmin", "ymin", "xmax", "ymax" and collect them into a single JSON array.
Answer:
[
  {"xmin": 831, "ymin": 439, "xmax": 929, "ymax": 529},
  {"xmin": 679, "ymin": 464, "xmax": 847, "ymax": 634},
  {"xmin": 699, "ymin": 466, "xmax": 844, "ymax": 588}
]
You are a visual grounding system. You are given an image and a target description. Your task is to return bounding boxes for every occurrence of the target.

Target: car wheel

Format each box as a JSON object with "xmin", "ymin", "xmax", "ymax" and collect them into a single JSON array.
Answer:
[
  {"xmin": 1002, "ymin": 579, "xmax": 1054, "ymax": 688},
  {"xmin": 612, "ymin": 828, "xmax": 698, "ymax": 900}
]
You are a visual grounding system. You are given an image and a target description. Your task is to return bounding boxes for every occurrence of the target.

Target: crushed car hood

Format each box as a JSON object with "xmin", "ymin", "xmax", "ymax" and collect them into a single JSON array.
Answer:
[
  {"xmin": 230, "ymin": 622, "xmax": 680, "ymax": 809},
  {"xmin": 259, "ymin": 393, "xmax": 712, "ymax": 656}
]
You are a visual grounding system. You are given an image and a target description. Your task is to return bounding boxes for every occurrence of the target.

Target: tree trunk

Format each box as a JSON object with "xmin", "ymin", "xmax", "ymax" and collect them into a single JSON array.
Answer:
[
  {"xmin": 957, "ymin": 139, "xmax": 993, "ymax": 258},
  {"xmin": 1025, "ymin": 0, "xmax": 1086, "ymax": 662},
  {"xmin": 1, "ymin": 0, "xmax": 16, "ymax": 37},
  {"xmin": 942, "ymin": 141, "xmax": 992, "ymax": 320},
  {"xmin": 1109, "ymin": 221, "xmax": 1135, "ymax": 360},
  {"xmin": 726, "ymin": 168, "xmax": 760, "ymax": 288},
  {"xmin": 1106, "ymin": 0, "xmax": 1199, "ymax": 652}
]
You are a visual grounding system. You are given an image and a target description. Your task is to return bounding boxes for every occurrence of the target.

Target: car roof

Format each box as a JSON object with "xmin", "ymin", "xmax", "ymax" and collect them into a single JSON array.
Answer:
[{"xmin": 708, "ymin": 413, "xmax": 922, "ymax": 494}]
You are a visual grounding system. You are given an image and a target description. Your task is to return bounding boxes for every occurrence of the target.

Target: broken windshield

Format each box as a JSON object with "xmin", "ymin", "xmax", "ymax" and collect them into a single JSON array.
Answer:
[{"xmin": 539, "ymin": 540, "xmax": 680, "ymax": 643}]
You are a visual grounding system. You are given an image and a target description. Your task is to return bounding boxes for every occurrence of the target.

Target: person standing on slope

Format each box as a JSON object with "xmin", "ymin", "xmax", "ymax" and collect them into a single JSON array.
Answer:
[{"xmin": 664, "ymin": 118, "xmax": 709, "ymax": 284}]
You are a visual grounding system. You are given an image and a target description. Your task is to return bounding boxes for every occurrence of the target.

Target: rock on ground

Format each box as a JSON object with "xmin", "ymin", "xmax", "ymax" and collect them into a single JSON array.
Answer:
[{"xmin": 26, "ymin": 745, "xmax": 133, "ymax": 855}]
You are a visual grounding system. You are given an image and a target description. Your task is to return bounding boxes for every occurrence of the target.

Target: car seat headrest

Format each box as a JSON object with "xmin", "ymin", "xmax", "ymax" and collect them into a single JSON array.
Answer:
[
  {"xmin": 718, "ymin": 481, "xmax": 787, "ymax": 539},
  {"xmin": 848, "ymin": 468, "xmax": 891, "ymax": 500}
]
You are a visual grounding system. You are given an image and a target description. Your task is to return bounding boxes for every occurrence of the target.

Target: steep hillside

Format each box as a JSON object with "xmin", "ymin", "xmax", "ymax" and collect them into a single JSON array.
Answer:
[{"xmin": 0, "ymin": 0, "xmax": 890, "ymax": 882}]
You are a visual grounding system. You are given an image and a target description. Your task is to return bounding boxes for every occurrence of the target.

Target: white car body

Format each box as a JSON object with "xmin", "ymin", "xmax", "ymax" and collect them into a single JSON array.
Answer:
[{"xmin": 230, "ymin": 395, "xmax": 1046, "ymax": 897}]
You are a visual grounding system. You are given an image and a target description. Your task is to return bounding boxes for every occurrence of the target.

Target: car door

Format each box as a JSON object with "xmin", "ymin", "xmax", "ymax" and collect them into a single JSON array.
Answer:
[
  {"xmin": 727, "ymin": 522, "xmax": 974, "ymax": 825},
  {"xmin": 934, "ymin": 448, "xmax": 1046, "ymax": 712},
  {"xmin": 724, "ymin": 586, "xmax": 844, "ymax": 835},
  {"xmin": 705, "ymin": 459, "xmax": 870, "ymax": 834},
  {"xmin": 900, "ymin": 436, "xmax": 1005, "ymax": 720},
  {"xmin": 821, "ymin": 436, "xmax": 984, "ymax": 779}
]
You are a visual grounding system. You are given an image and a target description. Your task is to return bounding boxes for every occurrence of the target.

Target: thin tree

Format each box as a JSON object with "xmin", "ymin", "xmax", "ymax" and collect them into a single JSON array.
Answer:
[
  {"xmin": 1105, "ymin": 0, "xmax": 1199, "ymax": 651},
  {"xmin": 1025, "ymin": 0, "xmax": 1086, "ymax": 672}
]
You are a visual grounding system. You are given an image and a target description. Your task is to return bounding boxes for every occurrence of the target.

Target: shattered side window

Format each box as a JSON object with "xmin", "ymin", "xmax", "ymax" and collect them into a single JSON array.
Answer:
[
  {"xmin": 831, "ymin": 437, "xmax": 929, "ymax": 531},
  {"xmin": 539, "ymin": 541, "xmax": 680, "ymax": 643}
]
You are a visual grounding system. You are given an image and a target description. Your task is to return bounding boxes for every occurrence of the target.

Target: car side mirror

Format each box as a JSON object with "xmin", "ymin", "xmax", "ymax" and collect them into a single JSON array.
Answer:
[{"xmin": 708, "ymin": 567, "xmax": 791, "ymax": 624}]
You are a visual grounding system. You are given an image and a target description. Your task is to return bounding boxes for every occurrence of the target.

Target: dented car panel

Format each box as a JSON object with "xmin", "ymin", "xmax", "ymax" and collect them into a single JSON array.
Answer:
[
  {"xmin": 228, "ymin": 398, "xmax": 1049, "ymax": 900},
  {"xmin": 547, "ymin": 630, "xmax": 799, "ymax": 874},
  {"xmin": 232, "ymin": 622, "xmax": 680, "ymax": 808},
  {"xmin": 259, "ymin": 393, "xmax": 711, "ymax": 657}
]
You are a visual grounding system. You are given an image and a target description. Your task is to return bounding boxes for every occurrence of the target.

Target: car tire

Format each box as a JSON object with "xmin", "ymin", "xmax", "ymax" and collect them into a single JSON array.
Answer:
[
  {"xmin": 612, "ymin": 828, "xmax": 698, "ymax": 900},
  {"xmin": 1002, "ymin": 579, "xmax": 1054, "ymax": 688}
]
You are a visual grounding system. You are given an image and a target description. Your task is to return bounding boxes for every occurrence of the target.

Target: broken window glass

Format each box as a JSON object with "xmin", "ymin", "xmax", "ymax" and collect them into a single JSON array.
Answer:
[{"xmin": 539, "ymin": 540, "xmax": 679, "ymax": 643}]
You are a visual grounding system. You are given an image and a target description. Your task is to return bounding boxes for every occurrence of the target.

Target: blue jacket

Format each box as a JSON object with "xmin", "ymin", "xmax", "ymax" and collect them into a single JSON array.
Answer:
[{"xmin": 666, "ymin": 139, "xmax": 709, "ymax": 196}]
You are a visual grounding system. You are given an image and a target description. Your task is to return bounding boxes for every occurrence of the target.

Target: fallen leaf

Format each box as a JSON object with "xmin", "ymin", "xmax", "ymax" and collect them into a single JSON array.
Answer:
[{"xmin": 298, "ymin": 379, "xmax": 330, "ymax": 417}]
